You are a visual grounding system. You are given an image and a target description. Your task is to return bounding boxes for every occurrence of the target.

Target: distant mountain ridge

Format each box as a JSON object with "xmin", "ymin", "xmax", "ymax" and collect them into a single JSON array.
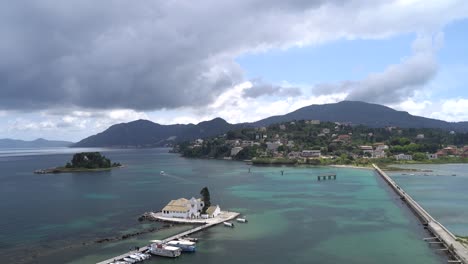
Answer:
[
  {"xmin": 0, "ymin": 138, "xmax": 73, "ymax": 148},
  {"xmin": 73, "ymin": 117, "xmax": 243, "ymax": 147},
  {"xmin": 252, "ymin": 101, "xmax": 467, "ymax": 131},
  {"xmin": 73, "ymin": 101, "xmax": 468, "ymax": 147}
]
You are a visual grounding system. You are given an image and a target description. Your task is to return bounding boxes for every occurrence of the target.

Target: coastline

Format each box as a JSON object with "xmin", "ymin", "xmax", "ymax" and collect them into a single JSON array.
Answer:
[
  {"xmin": 328, "ymin": 164, "xmax": 373, "ymax": 170},
  {"xmin": 34, "ymin": 165, "xmax": 124, "ymax": 174}
]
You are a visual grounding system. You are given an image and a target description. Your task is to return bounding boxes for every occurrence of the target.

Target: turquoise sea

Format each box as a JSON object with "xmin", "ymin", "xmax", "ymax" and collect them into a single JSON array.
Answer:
[
  {"xmin": 388, "ymin": 164, "xmax": 468, "ymax": 236},
  {"xmin": 0, "ymin": 148, "xmax": 452, "ymax": 263}
]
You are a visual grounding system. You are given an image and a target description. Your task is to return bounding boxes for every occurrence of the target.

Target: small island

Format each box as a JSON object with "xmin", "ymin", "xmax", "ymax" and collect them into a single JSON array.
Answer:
[{"xmin": 34, "ymin": 152, "xmax": 122, "ymax": 174}]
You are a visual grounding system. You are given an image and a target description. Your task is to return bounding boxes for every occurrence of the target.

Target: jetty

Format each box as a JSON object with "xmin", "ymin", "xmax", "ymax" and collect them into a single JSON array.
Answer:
[
  {"xmin": 96, "ymin": 211, "xmax": 239, "ymax": 264},
  {"xmin": 373, "ymin": 164, "xmax": 468, "ymax": 264},
  {"xmin": 317, "ymin": 174, "xmax": 336, "ymax": 181}
]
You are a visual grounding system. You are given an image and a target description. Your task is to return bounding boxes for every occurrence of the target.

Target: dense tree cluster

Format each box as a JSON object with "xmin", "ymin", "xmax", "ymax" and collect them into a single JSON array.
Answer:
[{"xmin": 65, "ymin": 152, "xmax": 121, "ymax": 169}]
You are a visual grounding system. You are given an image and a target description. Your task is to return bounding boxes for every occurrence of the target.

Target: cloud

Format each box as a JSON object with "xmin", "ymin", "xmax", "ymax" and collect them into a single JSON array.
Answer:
[
  {"xmin": 243, "ymin": 81, "xmax": 302, "ymax": 98},
  {"xmin": 313, "ymin": 34, "xmax": 441, "ymax": 103},
  {"xmin": 1, "ymin": 0, "xmax": 467, "ymax": 111}
]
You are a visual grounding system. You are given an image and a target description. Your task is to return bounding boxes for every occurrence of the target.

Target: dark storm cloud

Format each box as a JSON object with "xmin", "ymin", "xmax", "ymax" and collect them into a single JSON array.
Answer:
[
  {"xmin": 1, "ymin": 0, "xmax": 462, "ymax": 111},
  {"xmin": 0, "ymin": 0, "xmax": 341, "ymax": 111}
]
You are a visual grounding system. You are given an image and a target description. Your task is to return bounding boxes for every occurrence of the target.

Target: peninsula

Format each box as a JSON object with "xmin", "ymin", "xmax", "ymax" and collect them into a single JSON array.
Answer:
[{"xmin": 34, "ymin": 152, "xmax": 122, "ymax": 174}]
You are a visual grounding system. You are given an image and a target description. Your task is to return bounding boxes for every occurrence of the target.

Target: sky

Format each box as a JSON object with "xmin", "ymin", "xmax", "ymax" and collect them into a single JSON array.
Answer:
[{"xmin": 1, "ymin": 0, "xmax": 468, "ymax": 142}]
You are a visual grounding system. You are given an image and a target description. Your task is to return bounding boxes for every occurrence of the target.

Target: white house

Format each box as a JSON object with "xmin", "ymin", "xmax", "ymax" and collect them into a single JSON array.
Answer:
[
  {"xmin": 426, "ymin": 153, "xmax": 438, "ymax": 159},
  {"xmin": 360, "ymin": 146, "xmax": 373, "ymax": 156},
  {"xmin": 301, "ymin": 150, "xmax": 321, "ymax": 158},
  {"xmin": 204, "ymin": 205, "xmax": 221, "ymax": 218},
  {"xmin": 161, "ymin": 197, "xmax": 204, "ymax": 219},
  {"xmin": 287, "ymin": 151, "xmax": 302, "ymax": 159},
  {"xmin": 416, "ymin": 134, "xmax": 425, "ymax": 139},
  {"xmin": 394, "ymin": 154, "xmax": 413, "ymax": 161}
]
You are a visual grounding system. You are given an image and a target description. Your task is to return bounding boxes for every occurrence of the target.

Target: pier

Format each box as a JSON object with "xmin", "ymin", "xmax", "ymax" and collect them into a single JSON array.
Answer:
[
  {"xmin": 96, "ymin": 211, "xmax": 239, "ymax": 264},
  {"xmin": 317, "ymin": 174, "xmax": 336, "ymax": 181},
  {"xmin": 373, "ymin": 164, "xmax": 468, "ymax": 264}
]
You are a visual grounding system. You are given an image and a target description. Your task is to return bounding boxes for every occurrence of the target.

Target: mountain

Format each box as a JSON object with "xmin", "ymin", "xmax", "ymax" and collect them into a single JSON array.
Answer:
[
  {"xmin": 252, "ymin": 101, "xmax": 468, "ymax": 131},
  {"xmin": 0, "ymin": 138, "xmax": 73, "ymax": 148},
  {"xmin": 73, "ymin": 118, "xmax": 241, "ymax": 147},
  {"xmin": 74, "ymin": 101, "xmax": 468, "ymax": 147}
]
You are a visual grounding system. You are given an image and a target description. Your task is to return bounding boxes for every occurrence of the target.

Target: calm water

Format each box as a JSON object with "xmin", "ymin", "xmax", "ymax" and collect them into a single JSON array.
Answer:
[
  {"xmin": 388, "ymin": 164, "xmax": 468, "ymax": 236},
  {"xmin": 0, "ymin": 148, "xmax": 447, "ymax": 263}
]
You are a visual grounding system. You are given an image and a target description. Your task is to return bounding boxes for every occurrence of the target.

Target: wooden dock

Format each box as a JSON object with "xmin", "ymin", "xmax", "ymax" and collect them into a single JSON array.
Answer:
[
  {"xmin": 96, "ymin": 211, "xmax": 239, "ymax": 264},
  {"xmin": 373, "ymin": 164, "xmax": 468, "ymax": 264}
]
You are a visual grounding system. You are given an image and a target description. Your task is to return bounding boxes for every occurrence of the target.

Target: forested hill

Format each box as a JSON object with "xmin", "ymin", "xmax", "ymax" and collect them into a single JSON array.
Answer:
[
  {"xmin": 252, "ymin": 101, "xmax": 468, "ymax": 131},
  {"xmin": 72, "ymin": 118, "xmax": 242, "ymax": 147}
]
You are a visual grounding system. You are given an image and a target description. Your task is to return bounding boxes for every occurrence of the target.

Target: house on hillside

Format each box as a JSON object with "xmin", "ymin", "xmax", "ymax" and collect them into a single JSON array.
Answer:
[
  {"xmin": 360, "ymin": 146, "xmax": 373, "ymax": 156},
  {"xmin": 162, "ymin": 197, "xmax": 204, "ymax": 219},
  {"xmin": 266, "ymin": 141, "xmax": 282, "ymax": 151},
  {"xmin": 301, "ymin": 150, "xmax": 321, "ymax": 158},
  {"xmin": 436, "ymin": 146, "xmax": 458, "ymax": 157},
  {"xmin": 416, "ymin": 134, "xmax": 425, "ymax": 139},
  {"xmin": 335, "ymin": 134, "xmax": 351, "ymax": 143},
  {"xmin": 394, "ymin": 154, "xmax": 413, "ymax": 161},
  {"xmin": 288, "ymin": 151, "xmax": 302, "ymax": 159},
  {"xmin": 426, "ymin": 153, "xmax": 438, "ymax": 159}
]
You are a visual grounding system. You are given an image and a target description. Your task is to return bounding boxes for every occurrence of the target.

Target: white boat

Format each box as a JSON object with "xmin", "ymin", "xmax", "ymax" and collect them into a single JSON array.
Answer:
[
  {"xmin": 136, "ymin": 253, "xmax": 150, "ymax": 260},
  {"xmin": 150, "ymin": 243, "xmax": 182, "ymax": 258},
  {"xmin": 236, "ymin": 218, "xmax": 248, "ymax": 223},
  {"xmin": 160, "ymin": 171, "xmax": 165, "ymax": 175},
  {"xmin": 123, "ymin": 257, "xmax": 136, "ymax": 263},
  {"xmin": 129, "ymin": 254, "xmax": 142, "ymax": 261},
  {"xmin": 182, "ymin": 237, "xmax": 199, "ymax": 242},
  {"xmin": 223, "ymin": 221, "xmax": 234, "ymax": 227},
  {"xmin": 167, "ymin": 240, "xmax": 196, "ymax": 252}
]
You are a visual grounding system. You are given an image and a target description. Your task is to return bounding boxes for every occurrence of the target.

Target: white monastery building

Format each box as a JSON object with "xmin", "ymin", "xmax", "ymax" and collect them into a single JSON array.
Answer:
[{"xmin": 161, "ymin": 197, "xmax": 221, "ymax": 219}]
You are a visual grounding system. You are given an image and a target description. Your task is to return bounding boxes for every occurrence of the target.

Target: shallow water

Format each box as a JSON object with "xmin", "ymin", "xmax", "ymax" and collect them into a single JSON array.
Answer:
[
  {"xmin": 0, "ymin": 148, "xmax": 446, "ymax": 263},
  {"xmin": 388, "ymin": 163, "xmax": 468, "ymax": 236}
]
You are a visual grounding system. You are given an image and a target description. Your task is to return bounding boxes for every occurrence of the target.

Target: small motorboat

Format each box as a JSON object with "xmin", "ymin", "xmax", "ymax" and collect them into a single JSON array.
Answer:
[
  {"xmin": 160, "ymin": 171, "xmax": 165, "ymax": 175},
  {"xmin": 123, "ymin": 257, "xmax": 136, "ymax": 263},
  {"xmin": 129, "ymin": 254, "xmax": 142, "ymax": 261},
  {"xmin": 136, "ymin": 253, "xmax": 150, "ymax": 260},
  {"xmin": 236, "ymin": 218, "xmax": 248, "ymax": 223},
  {"xmin": 223, "ymin": 221, "xmax": 234, "ymax": 228}
]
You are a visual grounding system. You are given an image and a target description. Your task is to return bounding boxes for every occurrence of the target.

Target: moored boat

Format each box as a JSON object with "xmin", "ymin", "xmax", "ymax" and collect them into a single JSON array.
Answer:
[
  {"xmin": 223, "ymin": 221, "xmax": 234, "ymax": 227},
  {"xmin": 149, "ymin": 242, "xmax": 182, "ymax": 258},
  {"xmin": 129, "ymin": 254, "xmax": 142, "ymax": 261},
  {"xmin": 236, "ymin": 218, "xmax": 248, "ymax": 223},
  {"xmin": 167, "ymin": 240, "xmax": 196, "ymax": 252},
  {"xmin": 123, "ymin": 257, "xmax": 136, "ymax": 263}
]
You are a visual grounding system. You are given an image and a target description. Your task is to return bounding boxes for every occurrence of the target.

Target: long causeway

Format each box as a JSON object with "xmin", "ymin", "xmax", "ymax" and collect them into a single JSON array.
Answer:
[{"xmin": 373, "ymin": 164, "xmax": 468, "ymax": 264}]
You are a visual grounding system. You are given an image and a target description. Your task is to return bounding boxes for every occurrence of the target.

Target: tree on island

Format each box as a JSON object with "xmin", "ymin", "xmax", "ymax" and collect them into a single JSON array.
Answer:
[
  {"xmin": 200, "ymin": 187, "xmax": 211, "ymax": 214},
  {"xmin": 64, "ymin": 152, "xmax": 121, "ymax": 169}
]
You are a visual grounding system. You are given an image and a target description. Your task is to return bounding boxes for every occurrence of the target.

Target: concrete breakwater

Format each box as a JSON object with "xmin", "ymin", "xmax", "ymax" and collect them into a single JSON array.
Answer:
[{"xmin": 373, "ymin": 164, "xmax": 468, "ymax": 264}]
